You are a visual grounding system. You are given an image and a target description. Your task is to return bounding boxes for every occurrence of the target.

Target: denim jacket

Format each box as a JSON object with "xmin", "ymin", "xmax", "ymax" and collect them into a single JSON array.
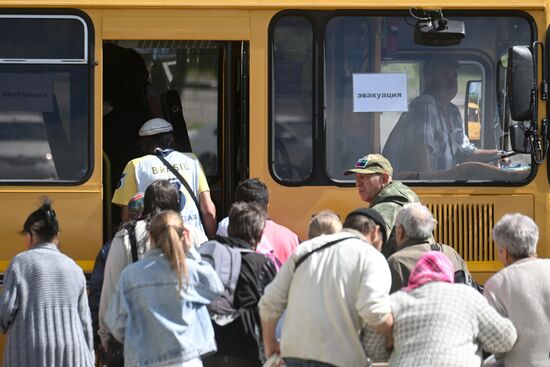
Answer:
[{"xmin": 105, "ymin": 247, "xmax": 223, "ymax": 367}]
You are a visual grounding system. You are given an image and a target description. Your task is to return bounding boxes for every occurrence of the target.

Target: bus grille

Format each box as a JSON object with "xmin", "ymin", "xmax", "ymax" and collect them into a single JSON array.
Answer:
[{"xmin": 426, "ymin": 203, "xmax": 496, "ymax": 262}]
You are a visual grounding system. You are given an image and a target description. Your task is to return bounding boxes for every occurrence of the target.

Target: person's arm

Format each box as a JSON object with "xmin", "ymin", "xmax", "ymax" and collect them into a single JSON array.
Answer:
[
  {"xmin": 0, "ymin": 262, "xmax": 19, "ymax": 333},
  {"xmin": 357, "ymin": 249, "xmax": 392, "ymax": 328},
  {"xmin": 362, "ymin": 324, "xmax": 391, "ymax": 362},
  {"xmin": 388, "ymin": 257, "xmax": 405, "ymax": 294},
  {"xmin": 483, "ymin": 278, "xmax": 508, "ymax": 316},
  {"xmin": 466, "ymin": 149, "xmax": 501, "ymax": 163},
  {"xmin": 261, "ymin": 317, "xmax": 281, "ymax": 360},
  {"xmin": 199, "ymin": 191, "xmax": 216, "ymax": 238},
  {"xmin": 98, "ymin": 233, "xmax": 129, "ymax": 349},
  {"xmin": 475, "ymin": 291, "xmax": 517, "ymax": 354},
  {"xmin": 112, "ymin": 161, "xmax": 138, "ymax": 221},
  {"xmin": 258, "ymin": 256, "xmax": 296, "ymax": 333}
]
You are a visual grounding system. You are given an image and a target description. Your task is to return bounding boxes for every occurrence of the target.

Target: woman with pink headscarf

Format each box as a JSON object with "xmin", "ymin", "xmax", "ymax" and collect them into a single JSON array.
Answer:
[{"xmin": 363, "ymin": 251, "xmax": 517, "ymax": 367}]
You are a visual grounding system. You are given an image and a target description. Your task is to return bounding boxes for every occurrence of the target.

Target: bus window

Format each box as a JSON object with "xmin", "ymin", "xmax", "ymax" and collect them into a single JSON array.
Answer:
[
  {"xmin": 271, "ymin": 12, "xmax": 534, "ymax": 185},
  {"xmin": 271, "ymin": 16, "xmax": 313, "ymax": 183},
  {"xmin": 325, "ymin": 17, "xmax": 375, "ymax": 180},
  {"xmin": 0, "ymin": 15, "xmax": 91, "ymax": 182}
]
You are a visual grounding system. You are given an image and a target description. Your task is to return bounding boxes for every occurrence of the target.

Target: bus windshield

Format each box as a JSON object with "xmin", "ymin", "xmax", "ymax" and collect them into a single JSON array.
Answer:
[{"xmin": 271, "ymin": 12, "xmax": 534, "ymax": 184}]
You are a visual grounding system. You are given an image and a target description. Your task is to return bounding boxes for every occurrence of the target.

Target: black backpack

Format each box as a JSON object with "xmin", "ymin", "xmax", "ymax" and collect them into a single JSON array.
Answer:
[{"xmin": 430, "ymin": 243, "xmax": 484, "ymax": 293}]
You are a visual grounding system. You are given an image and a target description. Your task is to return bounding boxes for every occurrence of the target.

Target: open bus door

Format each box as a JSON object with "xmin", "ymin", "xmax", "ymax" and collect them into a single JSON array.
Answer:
[{"xmin": 102, "ymin": 41, "xmax": 249, "ymax": 239}]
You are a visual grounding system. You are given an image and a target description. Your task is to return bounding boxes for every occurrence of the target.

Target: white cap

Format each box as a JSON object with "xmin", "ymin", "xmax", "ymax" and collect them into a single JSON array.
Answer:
[{"xmin": 138, "ymin": 118, "xmax": 174, "ymax": 137}]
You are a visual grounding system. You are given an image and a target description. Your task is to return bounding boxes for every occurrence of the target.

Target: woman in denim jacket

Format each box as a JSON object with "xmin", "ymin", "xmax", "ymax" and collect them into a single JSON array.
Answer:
[{"xmin": 105, "ymin": 210, "xmax": 223, "ymax": 367}]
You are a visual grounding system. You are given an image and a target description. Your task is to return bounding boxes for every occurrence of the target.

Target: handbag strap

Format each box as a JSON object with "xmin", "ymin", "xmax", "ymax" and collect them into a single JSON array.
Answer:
[
  {"xmin": 430, "ymin": 243, "xmax": 443, "ymax": 251},
  {"xmin": 294, "ymin": 237, "xmax": 354, "ymax": 270},
  {"xmin": 128, "ymin": 224, "xmax": 138, "ymax": 263},
  {"xmin": 155, "ymin": 150, "xmax": 203, "ymax": 224}
]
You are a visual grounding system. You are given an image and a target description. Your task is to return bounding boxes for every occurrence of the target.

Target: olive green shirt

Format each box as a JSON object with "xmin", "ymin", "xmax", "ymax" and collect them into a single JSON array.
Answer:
[{"xmin": 370, "ymin": 181, "xmax": 420, "ymax": 257}]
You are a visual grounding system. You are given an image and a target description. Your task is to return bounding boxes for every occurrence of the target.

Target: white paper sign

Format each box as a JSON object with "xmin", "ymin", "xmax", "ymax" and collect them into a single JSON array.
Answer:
[
  {"xmin": 353, "ymin": 73, "xmax": 408, "ymax": 112},
  {"xmin": 0, "ymin": 73, "xmax": 54, "ymax": 112}
]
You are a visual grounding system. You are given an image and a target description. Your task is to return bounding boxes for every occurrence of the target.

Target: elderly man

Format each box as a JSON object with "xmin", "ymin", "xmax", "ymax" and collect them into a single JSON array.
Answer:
[
  {"xmin": 259, "ymin": 210, "xmax": 393, "ymax": 367},
  {"xmin": 345, "ymin": 153, "xmax": 420, "ymax": 257},
  {"xmin": 387, "ymin": 203, "xmax": 468, "ymax": 293},
  {"xmin": 484, "ymin": 213, "xmax": 550, "ymax": 367},
  {"xmin": 383, "ymin": 57, "xmax": 501, "ymax": 174},
  {"xmin": 112, "ymin": 117, "xmax": 216, "ymax": 237},
  {"xmin": 343, "ymin": 208, "xmax": 387, "ymax": 251}
]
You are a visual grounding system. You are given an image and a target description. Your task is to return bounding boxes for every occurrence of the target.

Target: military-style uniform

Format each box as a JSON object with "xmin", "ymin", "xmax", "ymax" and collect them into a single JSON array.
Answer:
[{"xmin": 370, "ymin": 181, "xmax": 420, "ymax": 257}]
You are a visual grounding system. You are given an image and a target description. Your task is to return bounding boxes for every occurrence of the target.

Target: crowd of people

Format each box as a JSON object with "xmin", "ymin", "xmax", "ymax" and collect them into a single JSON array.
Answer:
[{"xmin": 1, "ymin": 116, "xmax": 549, "ymax": 367}]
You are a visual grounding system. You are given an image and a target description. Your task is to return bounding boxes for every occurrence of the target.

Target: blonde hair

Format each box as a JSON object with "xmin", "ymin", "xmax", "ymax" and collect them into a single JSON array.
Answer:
[
  {"xmin": 308, "ymin": 210, "xmax": 342, "ymax": 239},
  {"xmin": 148, "ymin": 210, "xmax": 188, "ymax": 291}
]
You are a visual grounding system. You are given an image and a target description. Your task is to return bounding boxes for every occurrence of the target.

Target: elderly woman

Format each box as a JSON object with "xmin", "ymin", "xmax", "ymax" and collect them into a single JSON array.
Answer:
[
  {"xmin": 0, "ymin": 198, "xmax": 94, "ymax": 367},
  {"xmin": 484, "ymin": 213, "xmax": 550, "ymax": 367},
  {"xmin": 363, "ymin": 251, "xmax": 517, "ymax": 367}
]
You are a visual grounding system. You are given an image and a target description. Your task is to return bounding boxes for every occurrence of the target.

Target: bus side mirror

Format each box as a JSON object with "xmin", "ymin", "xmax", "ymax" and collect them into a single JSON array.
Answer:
[
  {"xmin": 510, "ymin": 124, "xmax": 532, "ymax": 153},
  {"xmin": 507, "ymin": 46, "xmax": 535, "ymax": 121}
]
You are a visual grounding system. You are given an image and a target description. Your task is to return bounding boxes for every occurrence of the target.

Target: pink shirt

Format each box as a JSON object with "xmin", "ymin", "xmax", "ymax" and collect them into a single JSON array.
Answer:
[
  {"xmin": 217, "ymin": 218, "xmax": 299, "ymax": 264},
  {"xmin": 257, "ymin": 220, "xmax": 299, "ymax": 264}
]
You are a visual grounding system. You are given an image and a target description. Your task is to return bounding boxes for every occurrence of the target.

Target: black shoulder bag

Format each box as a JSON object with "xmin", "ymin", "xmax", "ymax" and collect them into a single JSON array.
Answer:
[
  {"xmin": 430, "ymin": 243, "xmax": 484, "ymax": 293},
  {"xmin": 155, "ymin": 150, "xmax": 204, "ymax": 226}
]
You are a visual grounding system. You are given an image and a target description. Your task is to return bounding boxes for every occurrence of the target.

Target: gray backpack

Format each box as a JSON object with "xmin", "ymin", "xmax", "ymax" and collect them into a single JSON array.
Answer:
[{"xmin": 199, "ymin": 239, "xmax": 253, "ymax": 325}]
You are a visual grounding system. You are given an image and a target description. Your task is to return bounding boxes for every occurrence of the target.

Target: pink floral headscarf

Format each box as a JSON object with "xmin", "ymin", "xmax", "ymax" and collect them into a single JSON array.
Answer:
[{"xmin": 405, "ymin": 251, "xmax": 454, "ymax": 292}]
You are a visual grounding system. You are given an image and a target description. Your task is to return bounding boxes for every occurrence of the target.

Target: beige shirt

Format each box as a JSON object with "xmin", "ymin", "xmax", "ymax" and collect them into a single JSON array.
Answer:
[
  {"xmin": 387, "ymin": 239, "xmax": 468, "ymax": 293},
  {"xmin": 259, "ymin": 230, "xmax": 391, "ymax": 367}
]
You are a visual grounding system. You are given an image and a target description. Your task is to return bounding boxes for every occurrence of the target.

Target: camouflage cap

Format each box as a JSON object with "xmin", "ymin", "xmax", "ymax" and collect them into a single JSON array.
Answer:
[{"xmin": 344, "ymin": 154, "xmax": 393, "ymax": 176}]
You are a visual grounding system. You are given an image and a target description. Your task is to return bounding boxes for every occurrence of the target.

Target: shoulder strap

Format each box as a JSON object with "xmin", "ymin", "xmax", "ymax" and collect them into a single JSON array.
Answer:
[
  {"xmin": 128, "ymin": 224, "xmax": 138, "ymax": 263},
  {"xmin": 295, "ymin": 237, "xmax": 354, "ymax": 270},
  {"xmin": 430, "ymin": 243, "xmax": 443, "ymax": 252},
  {"xmin": 155, "ymin": 150, "xmax": 204, "ymax": 223}
]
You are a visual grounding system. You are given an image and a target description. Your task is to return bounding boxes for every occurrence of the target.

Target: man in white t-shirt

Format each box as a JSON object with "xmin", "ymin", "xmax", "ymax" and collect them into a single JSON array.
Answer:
[{"xmin": 112, "ymin": 118, "xmax": 216, "ymax": 237}]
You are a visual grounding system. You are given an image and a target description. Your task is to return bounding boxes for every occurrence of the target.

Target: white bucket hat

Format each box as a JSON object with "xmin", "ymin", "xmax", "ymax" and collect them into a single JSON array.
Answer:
[{"xmin": 138, "ymin": 118, "xmax": 174, "ymax": 137}]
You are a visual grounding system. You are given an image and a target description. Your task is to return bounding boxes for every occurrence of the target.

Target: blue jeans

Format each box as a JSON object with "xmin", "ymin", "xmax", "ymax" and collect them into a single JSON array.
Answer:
[{"xmin": 283, "ymin": 358, "xmax": 337, "ymax": 367}]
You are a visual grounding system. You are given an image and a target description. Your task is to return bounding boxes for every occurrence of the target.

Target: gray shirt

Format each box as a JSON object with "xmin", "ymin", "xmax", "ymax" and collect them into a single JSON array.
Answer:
[
  {"xmin": 0, "ymin": 243, "xmax": 94, "ymax": 367},
  {"xmin": 484, "ymin": 257, "xmax": 550, "ymax": 367}
]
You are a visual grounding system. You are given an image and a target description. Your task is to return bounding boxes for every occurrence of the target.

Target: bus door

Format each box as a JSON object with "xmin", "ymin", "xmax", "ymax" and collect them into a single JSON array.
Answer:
[{"xmin": 102, "ymin": 39, "xmax": 248, "ymax": 238}]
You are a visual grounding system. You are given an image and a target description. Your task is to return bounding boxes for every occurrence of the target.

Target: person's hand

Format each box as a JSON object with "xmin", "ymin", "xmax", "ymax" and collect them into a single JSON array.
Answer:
[
  {"xmin": 499, "ymin": 156, "xmax": 511, "ymax": 167},
  {"xmin": 264, "ymin": 339, "xmax": 281, "ymax": 361},
  {"xmin": 497, "ymin": 150, "xmax": 514, "ymax": 167}
]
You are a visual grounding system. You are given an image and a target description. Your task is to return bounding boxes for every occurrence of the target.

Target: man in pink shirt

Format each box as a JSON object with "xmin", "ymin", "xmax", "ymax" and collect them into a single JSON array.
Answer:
[{"xmin": 217, "ymin": 178, "xmax": 299, "ymax": 266}]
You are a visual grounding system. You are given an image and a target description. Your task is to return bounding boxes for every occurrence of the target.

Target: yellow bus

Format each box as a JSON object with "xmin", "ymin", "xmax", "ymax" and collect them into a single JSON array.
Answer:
[{"xmin": 0, "ymin": 1, "xmax": 547, "ymax": 298}]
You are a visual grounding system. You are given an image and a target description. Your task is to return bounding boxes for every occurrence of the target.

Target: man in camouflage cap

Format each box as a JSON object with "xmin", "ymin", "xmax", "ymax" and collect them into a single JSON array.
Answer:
[{"xmin": 345, "ymin": 153, "xmax": 420, "ymax": 257}]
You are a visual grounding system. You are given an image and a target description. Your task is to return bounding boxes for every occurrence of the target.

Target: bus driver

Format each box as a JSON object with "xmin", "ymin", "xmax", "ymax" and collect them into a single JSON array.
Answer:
[{"xmin": 383, "ymin": 57, "xmax": 502, "ymax": 175}]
